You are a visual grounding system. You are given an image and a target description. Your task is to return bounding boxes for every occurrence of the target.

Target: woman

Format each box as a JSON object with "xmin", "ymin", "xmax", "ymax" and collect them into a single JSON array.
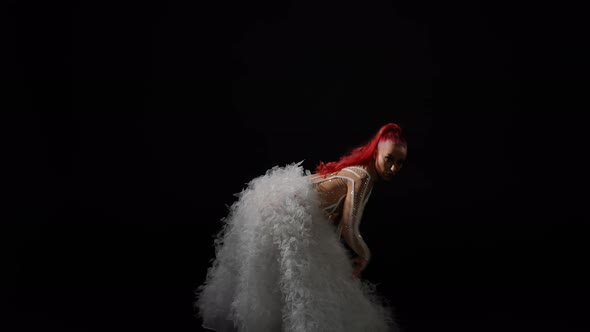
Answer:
[{"xmin": 195, "ymin": 123, "xmax": 407, "ymax": 332}]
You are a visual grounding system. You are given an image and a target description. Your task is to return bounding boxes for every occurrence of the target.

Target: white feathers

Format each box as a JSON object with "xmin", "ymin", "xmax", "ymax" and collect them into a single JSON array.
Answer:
[{"xmin": 195, "ymin": 163, "xmax": 398, "ymax": 332}]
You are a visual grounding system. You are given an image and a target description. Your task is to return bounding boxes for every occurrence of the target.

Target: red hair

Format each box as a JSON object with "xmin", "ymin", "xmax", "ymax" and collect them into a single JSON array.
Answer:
[{"xmin": 315, "ymin": 123, "xmax": 405, "ymax": 176}]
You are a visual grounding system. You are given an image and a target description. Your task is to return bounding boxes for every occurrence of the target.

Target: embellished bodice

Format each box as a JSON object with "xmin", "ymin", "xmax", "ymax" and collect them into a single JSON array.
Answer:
[{"xmin": 307, "ymin": 166, "xmax": 373, "ymax": 261}]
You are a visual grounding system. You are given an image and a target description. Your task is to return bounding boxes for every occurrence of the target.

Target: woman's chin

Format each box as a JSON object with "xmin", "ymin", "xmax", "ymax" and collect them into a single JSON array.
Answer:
[{"xmin": 381, "ymin": 173, "xmax": 394, "ymax": 181}]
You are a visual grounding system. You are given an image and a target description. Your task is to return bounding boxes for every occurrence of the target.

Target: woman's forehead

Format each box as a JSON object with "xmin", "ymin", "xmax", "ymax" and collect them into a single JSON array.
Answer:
[
  {"xmin": 378, "ymin": 140, "xmax": 395, "ymax": 150},
  {"xmin": 393, "ymin": 144, "xmax": 407, "ymax": 157},
  {"xmin": 379, "ymin": 140, "xmax": 406, "ymax": 152}
]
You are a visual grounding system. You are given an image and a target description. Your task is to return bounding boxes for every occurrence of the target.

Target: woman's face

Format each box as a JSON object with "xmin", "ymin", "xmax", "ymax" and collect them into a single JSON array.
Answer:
[{"xmin": 374, "ymin": 140, "xmax": 407, "ymax": 181}]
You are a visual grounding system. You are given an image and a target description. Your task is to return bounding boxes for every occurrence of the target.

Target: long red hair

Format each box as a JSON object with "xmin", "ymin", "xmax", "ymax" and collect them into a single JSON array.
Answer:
[{"xmin": 315, "ymin": 123, "xmax": 405, "ymax": 176}]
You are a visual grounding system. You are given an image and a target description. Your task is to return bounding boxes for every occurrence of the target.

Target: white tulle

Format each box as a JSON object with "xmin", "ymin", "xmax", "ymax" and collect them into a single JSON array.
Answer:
[{"xmin": 195, "ymin": 162, "xmax": 399, "ymax": 332}]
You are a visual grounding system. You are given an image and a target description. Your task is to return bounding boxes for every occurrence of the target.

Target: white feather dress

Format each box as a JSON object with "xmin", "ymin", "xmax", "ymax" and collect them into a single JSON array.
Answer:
[{"xmin": 195, "ymin": 162, "xmax": 399, "ymax": 332}]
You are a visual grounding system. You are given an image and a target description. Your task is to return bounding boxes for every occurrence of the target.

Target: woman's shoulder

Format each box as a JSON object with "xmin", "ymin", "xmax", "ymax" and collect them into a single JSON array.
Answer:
[
  {"xmin": 341, "ymin": 165, "xmax": 371, "ymax": 179},
  {"xmin": 307, "ymin": 165, "xmax": 372, "ymax": 183}
]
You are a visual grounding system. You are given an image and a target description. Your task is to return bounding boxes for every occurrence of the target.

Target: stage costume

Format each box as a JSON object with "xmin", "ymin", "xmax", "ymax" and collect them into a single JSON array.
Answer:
[{"xmin": 195, "ymin": 162, "xmax": 398, "ymax": 332}]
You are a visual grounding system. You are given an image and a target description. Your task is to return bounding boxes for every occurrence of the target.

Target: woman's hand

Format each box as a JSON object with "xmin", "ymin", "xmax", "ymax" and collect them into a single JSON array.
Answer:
[{"xmin": 351, "ymin": 257, "xmax": 369, "ymax": 279}]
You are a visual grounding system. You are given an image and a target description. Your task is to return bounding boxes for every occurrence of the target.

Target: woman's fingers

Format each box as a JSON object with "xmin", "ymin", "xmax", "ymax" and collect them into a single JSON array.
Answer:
[{"xmin": 352, "ymin": 257, "xmax": 367, "ymax": 279}]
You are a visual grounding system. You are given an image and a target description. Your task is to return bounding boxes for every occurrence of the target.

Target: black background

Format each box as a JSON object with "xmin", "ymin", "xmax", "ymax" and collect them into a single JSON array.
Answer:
[{"xmin": 6, "ymin": 0, "xmax": 588, "ymax": 331}]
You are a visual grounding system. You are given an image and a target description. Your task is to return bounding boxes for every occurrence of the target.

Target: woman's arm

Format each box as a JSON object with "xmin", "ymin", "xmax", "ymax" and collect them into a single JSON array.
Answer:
[{"xmin": 340, "ymin": 175, "xmax": 371, "ymax": 264}]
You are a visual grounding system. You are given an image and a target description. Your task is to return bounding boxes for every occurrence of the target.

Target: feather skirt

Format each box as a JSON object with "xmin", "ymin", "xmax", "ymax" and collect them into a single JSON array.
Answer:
[{"xmin": 195, "ymin": 163, "xmax": 399, "ymax": 332}]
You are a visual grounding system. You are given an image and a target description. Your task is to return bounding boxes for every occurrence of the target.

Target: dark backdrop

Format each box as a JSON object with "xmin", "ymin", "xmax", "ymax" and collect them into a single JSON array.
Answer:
[{"xmin": 6, "ymin": 0, "xmax": 587, "ymax": 331}]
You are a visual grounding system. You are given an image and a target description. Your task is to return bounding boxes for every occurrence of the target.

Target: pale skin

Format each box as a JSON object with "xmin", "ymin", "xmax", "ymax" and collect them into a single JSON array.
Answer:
[{"xmin": 351, "ymin": 140, "xmax": 407, "ymax": 278}]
